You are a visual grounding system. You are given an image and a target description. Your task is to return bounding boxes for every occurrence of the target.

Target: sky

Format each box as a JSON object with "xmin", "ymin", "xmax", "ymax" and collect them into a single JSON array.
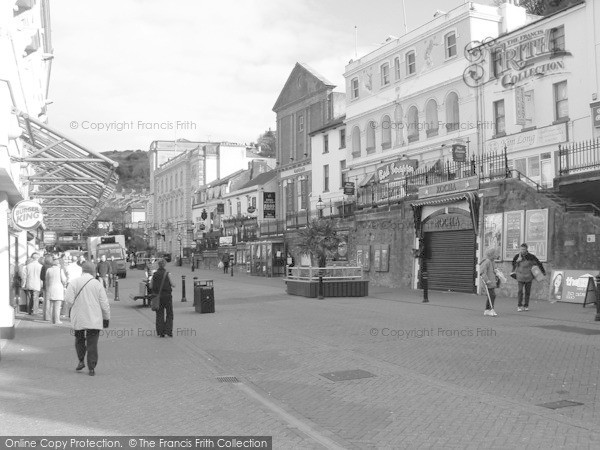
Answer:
[{"xmin": 48, "ymin": 0, "xmax": 484, "ymax": 152}]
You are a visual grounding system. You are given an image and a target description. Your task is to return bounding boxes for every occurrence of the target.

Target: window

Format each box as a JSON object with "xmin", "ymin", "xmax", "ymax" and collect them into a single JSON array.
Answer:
[
  {"xmin": 445, "ymin": 92, "xmax": 460, "ymax": 132},
  {"xmin": 445, "ymin": 32, "xmax": 457, "ymax": 59},
  {"xmin": 299, "ymin": 178, "xmax": 308, "ymax": 210},
  {"xmin": 366, "ymin": 121, "xmax": 376, "ymax": 152},
  {"xmin": 381, "ymin": 115, "xmax": 392, "ymax": 149},
  {"xmin": 323, "ymin": 165, "xmax": 329, "ymax": 192},
  {"xmin": 298, "ymin": 115, "xmax": 304, "ymax": 132},
  {"xmin": 351, "ymin": 126, "xmax": 361, "ymax": 156},
  {"xmin": 340, "ymin": 160, "xmax": 347, "ymax": 187},
  {"xmin": 407, "ymin": 106, "xmax": 419, "ymax": 142},
  {"xmin": 524, "ymin": 90, "xmax": 535, "ymax": 128},
  {"xmin": 297, "ymin": 179, "xmax": 304, "ymax": 210},
  {"xmin": 493, "ymin": 100, "xmax": 505, "ymax": 135},
  {"xmin": 339, "ymin": 128, "xmax": 346, "ymax": 148},
  {"xmin": 351, "ymin": 77, "xmax": 359, "ymax": 99},
  {"xmin": 406, "ymin": 51, "xmax": 416, "ymax": 75},
  {"xmin": 394, "ymin": 57, "xmax": 401, "ymax": 80},
  {"xmin": 323, "ymin": 134, "xmax": 329, "ymax": 153},
  {"xmin": 554, "ymin": 81, "xmax": 568, "ymax": 121},
  {"xmin": 381, "ymin": 63, "xmax": 390, "ymax": 86},
  {"xmin": 549, "ymin": 26, "xmax": 565, "ymax": 52},
  {"xmin": 425, "ymin": 99, "xmax": 439, "ymax": 137}
]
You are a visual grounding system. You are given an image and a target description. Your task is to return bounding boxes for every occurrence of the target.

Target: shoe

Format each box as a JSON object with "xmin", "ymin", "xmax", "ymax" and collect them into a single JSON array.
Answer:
[
  {"xmin": 54, "ymin": 321, "xmax": 63, "ymax": 325},
  {"xmin": 76, "ymin": 361, "xmax": 85, "ymax": 371},
  {"xmin": 166, "ymin": 333, "xmax": 173, "ymax": 337},
  {"xmin": 484, "ymin": 310, "xmax": 491, "ymax": 316},
  {"xmin": 517, "ymin": 307, "xmax": 523, "ymax": 312},
  {"xmin": 159, "ymin": 334, "xmax": 165, "ymax": 338},
  {"xmin": 490, "ymin": 309, "xmax": 498, "ymax": 317},
  {"xmin": 524, "ymin": 307, "xmax": 529, "ymax": 311},
  {"xmin": 89, "ymin": 369, "xmax": 95, "ymax": 376}
]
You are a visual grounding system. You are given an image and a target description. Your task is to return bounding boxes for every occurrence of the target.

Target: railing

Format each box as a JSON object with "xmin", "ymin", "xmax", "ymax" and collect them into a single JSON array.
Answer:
[
  {"xmin": 559, "ymin": 138, "xmax": 600, "ymax": 176},
  {"xmin": 286, "ymin": 265, "xmax": 364, "ymax": 281},
  {"xmin": 509, "ymin": 170, "xmax": 543, "ymax": 192}
]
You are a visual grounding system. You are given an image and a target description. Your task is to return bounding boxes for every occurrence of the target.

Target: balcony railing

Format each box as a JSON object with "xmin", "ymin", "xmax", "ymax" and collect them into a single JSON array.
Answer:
[{"xmin": 559, "ymin": 138, "xmax": 600, "ymax": 176}]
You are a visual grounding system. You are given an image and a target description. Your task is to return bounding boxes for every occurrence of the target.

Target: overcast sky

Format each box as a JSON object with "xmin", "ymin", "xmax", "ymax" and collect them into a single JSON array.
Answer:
[{"xmin": 49, "ymin": 0, "xmax": 484, "ymax": 152}]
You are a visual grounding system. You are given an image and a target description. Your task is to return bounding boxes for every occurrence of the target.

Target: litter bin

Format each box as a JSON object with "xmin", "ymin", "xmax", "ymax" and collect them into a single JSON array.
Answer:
[{"xmin": 194, "ymin": 279, "xmax": 215, "ymax": 313}]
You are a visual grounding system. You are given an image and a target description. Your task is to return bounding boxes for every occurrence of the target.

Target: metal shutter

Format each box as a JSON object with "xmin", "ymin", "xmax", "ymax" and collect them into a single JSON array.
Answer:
[{"xmin": 424, "ymin": 230, "xmax": 476, "ymax": 293}]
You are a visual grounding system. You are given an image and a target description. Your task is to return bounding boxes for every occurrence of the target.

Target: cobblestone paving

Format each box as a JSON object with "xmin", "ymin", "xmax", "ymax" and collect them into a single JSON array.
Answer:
[{"xmin": 1, "ymin": 265, "xmax": 600, "ymax": 449}]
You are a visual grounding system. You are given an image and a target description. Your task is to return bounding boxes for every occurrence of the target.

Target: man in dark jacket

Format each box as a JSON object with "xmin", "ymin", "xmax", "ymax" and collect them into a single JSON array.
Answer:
[
  {"xmin": 512, "ymin": 243, "xmax": 545, "ymax": 312},
  {"xmin": 96, "ymin": 255, "xmax": 111, "ymax": 292},
  {"xmin": 151, "ymin": 259, "xmax": 176, "ymax": 337}
]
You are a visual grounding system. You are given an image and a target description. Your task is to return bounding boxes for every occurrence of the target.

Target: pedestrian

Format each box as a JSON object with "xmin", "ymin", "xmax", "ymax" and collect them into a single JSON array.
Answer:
[
  {"xmin": 77, "ymin": 255, "xmax": 86, "ymax": 267},
  {"xmin": 96, "ymin": 254, "xmax": 111, "ymax": 292},
  {"xmin": 63, "ymin": 255, "xmax": 83, "ymax": 318},
  {"xmin": 221, "ymin": 253, "xmax": 229, "ymax": 274},
  {"xmin": 108, "ymin": 256, "xmax": 118, "ymax": 287},
  {"xmin": 480, "ymin": 247, "xmax": 499, "ymax": 317},
  {"xmin": 45, "ymin": 257, "xmax": 67, "ymax": 324},
  {"xmin": 40, "ymin": 255, "xmax": 54, "ymax": 321},
  {"xmin": 512, "ymin": 243, "xmax": 546, "ymax": 311},
  {"xmin": 23, "ymin": 253, "xmax": 43, "ymax": 315},
  {"xmin": 151, "ymin": 259, "xmax": 175, "ymax": 337},
  {"xmin": 64, "ymin": 261, "xmax": 110, "ymax": 376}
]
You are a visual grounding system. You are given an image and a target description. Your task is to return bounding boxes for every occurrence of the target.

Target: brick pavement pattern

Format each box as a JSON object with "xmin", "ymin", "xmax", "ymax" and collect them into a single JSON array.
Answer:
[{"xmin": 1, "ymin": 263, "xmax": 600, "ymax": 449}]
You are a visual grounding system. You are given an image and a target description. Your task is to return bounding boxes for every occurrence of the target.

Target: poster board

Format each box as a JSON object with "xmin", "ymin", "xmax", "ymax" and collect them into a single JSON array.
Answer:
[
  {"xmin": 356, "ymin": 245, "xmax": 371, "ymax": 271},
  {"xmin": 525, "ymin": 209, "xmax": 548, "ymax": 262},
  {"xmin": 503, "ymin": 210, "xmax": 524, "ymax": 261},
  {"xmin": 373, "ymin": 244, "xmax": 390, "ymax": 272},
  {"xmin": 484, "ymin": 213, "xmax": 503, "ymax": 260},
  {"xmin": 549, "ymin": 269, "xmax": 600, "ymax": 304}
]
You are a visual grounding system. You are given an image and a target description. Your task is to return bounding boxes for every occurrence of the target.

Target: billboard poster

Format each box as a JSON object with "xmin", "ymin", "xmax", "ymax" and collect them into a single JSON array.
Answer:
[
  {"xmin": 334, "ymin": 233, "xmax": 349, "ymax": 261},
  {"xmin": 263, "ymin": 192, "xmax": 276, "ymax": 219},
  {"xmin": 503, "ymin": 210, "xmax": 524, "ymax": 261},
  {"xmin": 525, "ymin": 209, "xmax": 548, "ymax": 261},
  {"xmin": 549, "ymin": 269, "xmax": 599, "ymax": 304},
  {"xmin": 484, "ymin": 213, "xmax": 503, "ymax": 260}
]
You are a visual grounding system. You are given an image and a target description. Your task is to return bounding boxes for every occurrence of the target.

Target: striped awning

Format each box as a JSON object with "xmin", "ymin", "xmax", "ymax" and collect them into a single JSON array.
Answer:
[
  {"xmin": 15, "ymin": 111, "xmax": 119, "ymax": 232},
  {"xmin": 410, "ymin": 191, "xmax": 477, "ymax": 207}
]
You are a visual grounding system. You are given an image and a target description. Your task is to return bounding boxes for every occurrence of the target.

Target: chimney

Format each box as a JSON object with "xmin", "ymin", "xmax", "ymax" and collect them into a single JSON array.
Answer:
[{"xmin": 499, "ymin": 1, "xmax": 527, "ymax": 34}]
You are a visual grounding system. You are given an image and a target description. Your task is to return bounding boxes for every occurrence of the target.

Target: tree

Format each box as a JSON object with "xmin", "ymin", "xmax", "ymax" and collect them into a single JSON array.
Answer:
[
  {"xmin": 256, "ymin": 129, "xmax": 277, "ymax": 157},
  {"xmin": 494, "ymin": 0, "xmax": 582, "ymax": 15},
  {"xmin": 295, "ymin": 219, "xmax": 340, "ymax": 267}
]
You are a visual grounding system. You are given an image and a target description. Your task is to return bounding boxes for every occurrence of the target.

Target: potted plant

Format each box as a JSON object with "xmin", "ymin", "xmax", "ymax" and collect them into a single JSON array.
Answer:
[{"xmin": 295, "ymin": 219, "xmax": 340, "ymax": 270}]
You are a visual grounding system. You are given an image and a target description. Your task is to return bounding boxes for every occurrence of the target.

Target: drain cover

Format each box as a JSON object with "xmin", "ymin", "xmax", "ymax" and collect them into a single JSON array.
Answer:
[
  {"xmin": 536, "ymin": 325, "xmax": 600, "ymax": 335},
  {"xmin": 216, "ymin": 376, "xmax": 240, "ymax": 383},
  {"xmin": 320, "ymin": 369, "xmax": 376, "ymax": 382},
  {"xmin": 537, "ymin": 400, "xmax": 584, "ymax": 409}
]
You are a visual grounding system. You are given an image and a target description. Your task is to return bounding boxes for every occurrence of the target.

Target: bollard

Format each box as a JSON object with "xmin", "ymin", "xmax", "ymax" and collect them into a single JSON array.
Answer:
[
  {"xmin": 422, "ymin": 269, "xmax": 429, "ymax": 303},
  {"xmin": 318, "ymin": 275, "xmax": 324, "ymax": 299},
  {"xmin": 181, "ymin": 275, "xmax": 187, "ymax": 302},
  {"xmin": 191, "ymin": 258, "xmax": 195, "ymax": 272},
  {"xmin": 596, "ymin": 275, "xmax": 600, "ymax": 321},
  {"xmin": 114, "ymin": 279, "xmax": 120, "ymax": 301}
]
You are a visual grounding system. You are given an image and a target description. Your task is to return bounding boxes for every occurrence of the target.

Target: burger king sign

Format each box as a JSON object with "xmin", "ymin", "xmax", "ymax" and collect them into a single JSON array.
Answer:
[{"xmin": 12, "ymin": 200, "xmax": 44, "ymax": 230}]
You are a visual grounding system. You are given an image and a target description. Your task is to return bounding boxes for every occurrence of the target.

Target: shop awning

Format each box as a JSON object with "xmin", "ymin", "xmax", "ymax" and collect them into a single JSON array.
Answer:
[
  {"xmin": 14, "ymin": 111, "xmax": 119, "ymax": 232},
  {"xmin": 410, "ymin": 191, "xmax": 477, "ymax": 207}
]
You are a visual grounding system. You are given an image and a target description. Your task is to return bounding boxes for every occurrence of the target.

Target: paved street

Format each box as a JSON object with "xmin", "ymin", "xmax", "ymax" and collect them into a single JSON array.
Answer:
[{"xmin": 2, "ymin": 263, "xmax": 600, "ymax": 449}]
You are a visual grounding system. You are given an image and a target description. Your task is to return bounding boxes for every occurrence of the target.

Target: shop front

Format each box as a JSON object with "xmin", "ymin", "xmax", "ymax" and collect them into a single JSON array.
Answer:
[{"xmin": 247, "ymin": 240, "xmax": 286, "ymax": 277}]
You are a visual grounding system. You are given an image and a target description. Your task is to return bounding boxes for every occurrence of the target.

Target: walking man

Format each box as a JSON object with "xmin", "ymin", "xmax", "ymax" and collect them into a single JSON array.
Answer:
[
  {"xmin": 23, "ymin": 253, "xmax": 43, "ymax": 315},
  {"xmin": 96, "ymin": 254, "xmax": 111, "ymax": 292},
  {"xmin": 64, "ymin": 262, "xmax": 110, "ymax": 376},
  {"xmin": 151, "ymin": 259, "xmax": 175, "ymax": 337},
  {"xmin": 512, "ymin": 243, "xmax": 545, "ymax": 311}
]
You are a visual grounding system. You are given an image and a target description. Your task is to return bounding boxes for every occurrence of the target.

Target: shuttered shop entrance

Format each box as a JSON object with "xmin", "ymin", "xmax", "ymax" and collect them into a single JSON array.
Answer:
[{"xmin": 424, "ymin": 230, "xmax": 476, "ymax": 293}]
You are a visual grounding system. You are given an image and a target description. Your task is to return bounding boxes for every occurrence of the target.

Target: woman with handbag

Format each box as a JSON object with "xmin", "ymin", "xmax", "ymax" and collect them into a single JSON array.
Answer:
[
  {"xmin": 151, "ymin": 259, "xmax": 176, "ymax": 337},
  {"xmin": 480, "ymin": 247, "xmax": 499, "ymax": 317},
  {"xmin": 64, "ymin": 262, "xmax": 110, "ymax": 376},
  {"xmin": 45, "ymin": 257, "xmax": 67, "ymax": 325}
]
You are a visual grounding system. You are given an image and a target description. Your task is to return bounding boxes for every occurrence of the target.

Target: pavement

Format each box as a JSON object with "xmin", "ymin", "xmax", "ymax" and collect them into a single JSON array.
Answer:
[{"xmin": 1, "ymin": 263, "xmax": 600, "ymax": 449}]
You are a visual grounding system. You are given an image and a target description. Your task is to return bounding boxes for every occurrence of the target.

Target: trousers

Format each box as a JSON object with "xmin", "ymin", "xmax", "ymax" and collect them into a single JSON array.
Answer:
[
  {"xmin": 155, "ymin": 295, "xmax": 173, "ymax": 336},
  {"xmin": 75, "ymin": 329, "xmax": 100, "ymax": 369},
  {"xmin": 517, "ymin": 281, "xmax": 533, "ymax": 307}
]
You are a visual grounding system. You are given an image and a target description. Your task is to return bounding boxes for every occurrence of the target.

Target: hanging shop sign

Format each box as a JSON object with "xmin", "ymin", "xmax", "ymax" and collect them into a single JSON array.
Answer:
[
  {"xmin": 343, "ymin": 182, "xmax": 355, "ymax": 195},
  {"xmin": 247, "ymin": 205, "xmax": 256, "ymax": 213},
  {"xmin": 12, "ymin": 200, "xmax": 44, "ymax": 230},
  {"xmin": 263, "ymin": 192, "xmax": 276, "ymax": 219},
  {"xmin": 591, "ymin": 101, "xmax": 600, "ymax": 128},
  {"xmin": 452, "ymin": 144, "xmax": 467, "ymax": 162},
  {"xmin": 418, "ymin": 176, "xmax": 479, "ymax": 199},
  {"xmin": 216, "ymin": 203, "xmax": 225, "ymax": 214},
  {"xmin": 376, "ymin": 159, "xmax": 418, "ymax": 183},
  {"xmin": 43, "ymin": 231, "xmax": 57, "ymax": 244}
]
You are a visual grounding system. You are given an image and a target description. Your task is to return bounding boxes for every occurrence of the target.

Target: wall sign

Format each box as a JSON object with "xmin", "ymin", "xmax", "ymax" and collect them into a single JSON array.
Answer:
[
  {"xmin": 503, "ymin": 210, "xmax": 524, "ymax": 261},
  {"xmin": 484, "ymin": 213, "xmax": 503, "ymax": 260},
  {"xmin": 12, "ymin": 200, "xmax": 44, "ymax": 230},
  {"xmin": 549, "ymin": 270, "xmax": 600, "ymax": 304},
  {"xmin": 418, "ymin": 176, "xmax": 479, "ymax": 199},
  {"xmin": 591, "ymin": 101, "xmax": 600, "ymax": 128},
  {"xmin": 373, "ymin": 244, "xmax": 389, "ymax": 272},
  {"xmin": 343, "ymin": 182, "xmax": 355, "ymax": 195},
  {"xmin": 376, "ymin": 159, "xmax": 418, "ymax": 183},
  {"xmin": 263, "ymin": 192, "xmax": 276, "ymax": 218},
  {"xmin": 422, "ymin": 213, "xmax": 472, "ymax": 232},
  {"xmin": 356, "ymin": 245, "xmax": 370, "ymax": 272},
  {"xmin": 525, "ymin": 209, "xmax": 548, "ymax": 262},
  {"xmin": 484, "ymin": 123, "xmax": 567, "ymax": 154}
]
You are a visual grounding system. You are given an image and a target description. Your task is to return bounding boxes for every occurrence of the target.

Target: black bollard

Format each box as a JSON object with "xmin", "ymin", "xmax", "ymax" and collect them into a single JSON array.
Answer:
[
  {"xmin": 422, "ymin": 269, "xmax": 429, "ymax": 303},
  {"xmin": 181, "ymin": 275, "xmax": 187, "ymax": 302},
  {"xmin": 596, "ymin": 275, "xmax": 600, "ymax": 321},
  {"xmin": 114, "ymin": 279, "xmax": 120, "ymax": 301},
  {"xmin": 318, "ymin": 275, "xmax": 324, "ymax": 300},
  {"xmin": 191, "ymin": 258, "xmax": 195, "ymax": 272}
]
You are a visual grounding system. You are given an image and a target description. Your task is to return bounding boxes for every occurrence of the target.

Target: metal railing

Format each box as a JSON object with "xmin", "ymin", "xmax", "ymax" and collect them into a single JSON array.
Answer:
[
  {"xmin": 559, "ymin": 138, "xmax": 600, "ymax": 176},
  {"xmin": 286, "ymin": 265, "xmax": 364, "ymax": 281}
]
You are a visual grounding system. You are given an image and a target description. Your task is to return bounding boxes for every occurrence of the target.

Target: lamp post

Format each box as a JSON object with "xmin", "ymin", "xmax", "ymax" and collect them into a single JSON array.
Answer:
[
  {"xmin": 177, "ymin": 233, "xmax": 182, "ymax": 266},
  {"xmin": 315, "ymin": 197, "xmax": 326, "ymax": 299}
]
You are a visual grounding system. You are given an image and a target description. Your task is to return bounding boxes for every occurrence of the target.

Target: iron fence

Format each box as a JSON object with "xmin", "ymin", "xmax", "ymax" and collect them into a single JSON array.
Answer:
[{"xmin": 559, "ymin": 138, "xmax": 600, "ymax": 176}]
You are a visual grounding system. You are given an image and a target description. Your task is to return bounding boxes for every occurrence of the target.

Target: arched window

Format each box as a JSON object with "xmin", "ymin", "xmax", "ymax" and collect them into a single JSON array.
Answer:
[
  {"xmin": 425, "ymin": 99, "xmax": 439, "ymax": 137},
  {"xmin": 445, "ymin": 92, "xmax": 460, "ymax": 132},
  {"xmin": 351, "ymin": 126, "xmax": 361, "ymax": 156},
  {"xmin": 381, "ymin": 115, "xmax": 392, "ymax": 149},
  {"xmin": 407, "ymin": 106, "xmax": 419, "ymax": 142},
  {"xmin": 366, "ymin": 121, "xmax": 376, "ymax": 153}
]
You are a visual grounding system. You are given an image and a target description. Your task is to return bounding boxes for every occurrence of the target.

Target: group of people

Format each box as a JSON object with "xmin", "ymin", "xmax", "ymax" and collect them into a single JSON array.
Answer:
[{"xmin": 480, "ymin": 242, "xmax": 546, "ymax": 317}]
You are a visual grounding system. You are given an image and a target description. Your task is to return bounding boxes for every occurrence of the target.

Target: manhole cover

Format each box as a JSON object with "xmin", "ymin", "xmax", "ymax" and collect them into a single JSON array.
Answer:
[
  {"xmin": 216, "ymin": 376, "xmax": 240, "ymax": 383},
  {"xmin": 320, "ymin": 369, "xmax": 376, "ymax": 382},
  {"xmin": 537, "ymin": 400, "xmax": 584, "ymax": 409},
  {"xmin": 536, "ymin": 325, "xmax": 600, "ymax": 335}
]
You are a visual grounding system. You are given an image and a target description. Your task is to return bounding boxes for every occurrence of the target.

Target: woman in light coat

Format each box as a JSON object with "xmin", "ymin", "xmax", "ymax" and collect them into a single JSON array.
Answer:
[
  {"xmin": 480, "ymin": 247, "xmax": 499, "ymax": 317},
  {"xmin": 45, "ymin": 258, "xmax": 67, "ymax": 324}
]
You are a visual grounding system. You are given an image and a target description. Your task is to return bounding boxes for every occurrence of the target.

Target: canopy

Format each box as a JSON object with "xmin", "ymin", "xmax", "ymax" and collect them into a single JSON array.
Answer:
[{"xmin": 15, "ymin": 111, "xmax": 119, "ymax": 232}]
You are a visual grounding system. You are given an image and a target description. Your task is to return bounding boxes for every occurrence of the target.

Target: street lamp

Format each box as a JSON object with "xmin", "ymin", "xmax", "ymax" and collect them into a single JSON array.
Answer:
[{"xmin": 316, "ymin": 196, "xmax": 325, "ymax": 219}]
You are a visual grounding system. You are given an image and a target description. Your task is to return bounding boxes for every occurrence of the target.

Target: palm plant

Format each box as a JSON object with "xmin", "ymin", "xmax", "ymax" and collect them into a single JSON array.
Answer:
[{"xmin": 295, "ymin": 219, "xmax": 340, "ymax": 267}]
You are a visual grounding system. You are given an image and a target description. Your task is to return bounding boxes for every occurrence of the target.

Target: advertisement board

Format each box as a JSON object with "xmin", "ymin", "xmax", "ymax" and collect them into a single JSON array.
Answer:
[
  {"xmin": 549, "ymin": 270, "xmax": 599, "ymax": 304},
  {"xmin": 503, "ymin": 210, "xmax": 524, "ymax": 261},
  {"xmin": 263, "ymin": 192, "xmax": 276, "ymax": 219}
]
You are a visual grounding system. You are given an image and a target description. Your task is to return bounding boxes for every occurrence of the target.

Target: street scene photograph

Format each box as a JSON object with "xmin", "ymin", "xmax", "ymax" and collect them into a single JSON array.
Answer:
[{"xmin": 2, "ymin": 0, "xmax": 600, "ymax": 448}]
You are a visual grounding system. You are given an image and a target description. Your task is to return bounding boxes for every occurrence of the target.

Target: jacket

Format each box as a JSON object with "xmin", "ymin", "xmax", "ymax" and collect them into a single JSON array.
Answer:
[
  {"xmin": 151, "ymin": 268, "xmax": 175, "ymax": 297},
  {"xmin": 480, "ymin": 258, "xmax": 497, "ymax": 289},
  {"xmin": 23, "ymin": 259, "xmax": 43, "ymax": 291},
  {"xmin": 96, "ymin": 260, "xmax": 112, "ymax": 277},
  {"xmin": 512, "ymin": 252, "xmax": 545, "ymax": 282},
  {"xmin": 45, "ymin": 265, "xmax": 67, "ymax": 301},
  {"xmin": 64, "ymin": 273, "xmax": 110, "ymax": 330}
]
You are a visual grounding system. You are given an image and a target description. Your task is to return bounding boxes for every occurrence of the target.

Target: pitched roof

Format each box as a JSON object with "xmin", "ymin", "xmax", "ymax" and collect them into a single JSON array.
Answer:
[
  {"xmin": 273, "ymin": 62, "xmax": 336, "ymax": 112},
  {"xmin": 239, "ymin": 170, "xmax": 278, "ymax": 189}
]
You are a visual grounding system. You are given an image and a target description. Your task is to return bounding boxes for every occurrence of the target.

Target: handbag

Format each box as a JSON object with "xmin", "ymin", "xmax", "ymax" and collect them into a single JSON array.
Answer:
[
  {"xmin": 218, "ymin": 261, "xmax": 224, "ymax": 269},
  {"xmin": 531, "ymin": 265, "xmax": 545, "ymax": 281},
  {"xmin": 150, "ymin": 271, "xmax": 168, "ymax": 311},
  {"xmin": 103, "ymin": 319, "xmax": 109, "ymax": 328}
]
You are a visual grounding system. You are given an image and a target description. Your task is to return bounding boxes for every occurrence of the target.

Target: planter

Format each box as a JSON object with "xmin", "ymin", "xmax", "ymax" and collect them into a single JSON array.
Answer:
[{"xmin": 285, "ymin": 279, "xmax": 369, "ymax": 298}]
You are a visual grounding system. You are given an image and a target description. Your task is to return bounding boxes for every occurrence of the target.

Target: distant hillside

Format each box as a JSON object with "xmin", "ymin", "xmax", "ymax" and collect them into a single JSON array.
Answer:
[{"xmin": 102, "ymin": 150, "xmax": 150, "ymax": 191}]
